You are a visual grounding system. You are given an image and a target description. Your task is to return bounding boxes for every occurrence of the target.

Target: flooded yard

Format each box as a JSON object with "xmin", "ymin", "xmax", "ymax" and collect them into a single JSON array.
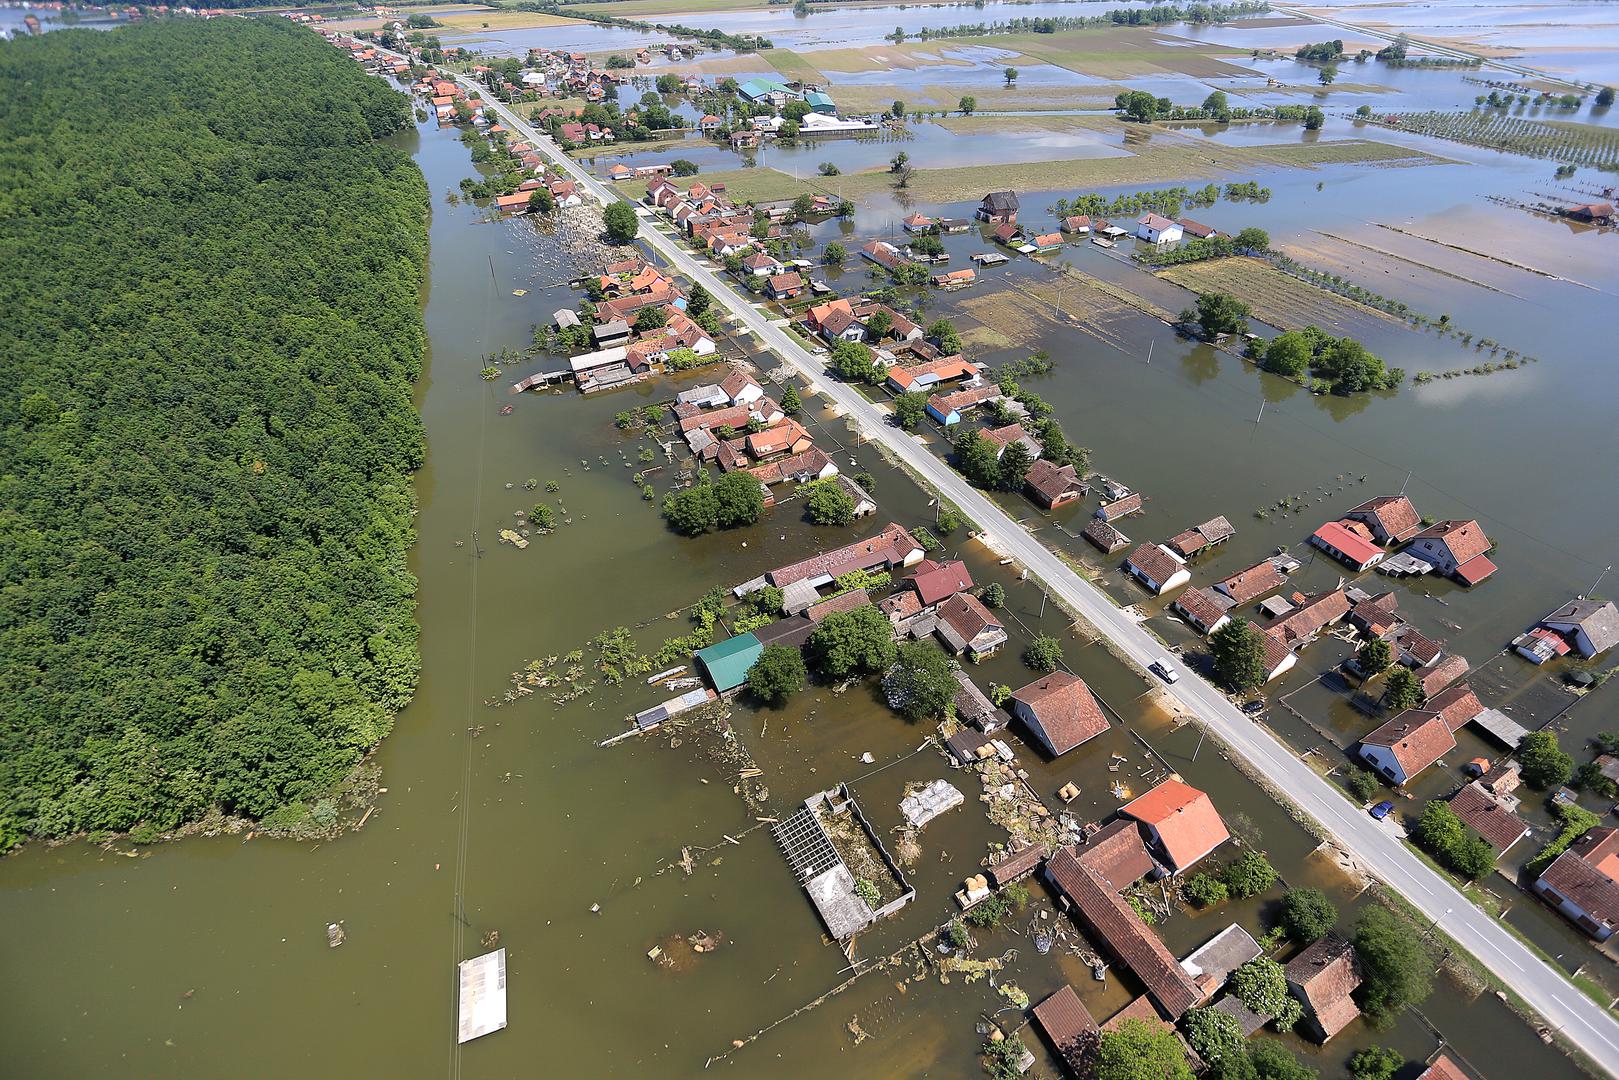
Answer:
[{"xmin": 2, "ymin": 11, "xmax": 1617, "ymax": 1080}]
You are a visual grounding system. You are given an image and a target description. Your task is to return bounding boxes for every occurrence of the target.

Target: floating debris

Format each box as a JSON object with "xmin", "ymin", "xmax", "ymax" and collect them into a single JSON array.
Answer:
[{"xmin": 326, "ymin": 922, "xmax": 345, "ymax": 948}]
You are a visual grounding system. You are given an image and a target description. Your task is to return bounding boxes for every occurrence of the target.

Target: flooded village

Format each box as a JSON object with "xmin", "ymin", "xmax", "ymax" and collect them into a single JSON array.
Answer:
[{"xmin": 3, "ymin": 2, "xmax": 1619, "ymax": 1080}]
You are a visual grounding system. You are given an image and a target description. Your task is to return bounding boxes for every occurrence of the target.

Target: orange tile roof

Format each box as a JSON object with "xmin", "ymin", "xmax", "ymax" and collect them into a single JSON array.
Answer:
[{"xmin": 1121, "ymin": 779, "xmax": 1229, "ymax": 872}]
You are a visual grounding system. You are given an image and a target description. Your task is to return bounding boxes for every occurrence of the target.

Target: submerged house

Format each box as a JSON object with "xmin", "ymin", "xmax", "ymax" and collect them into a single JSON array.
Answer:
[
  {"xmin": 1124, "ymin": 543, "xmax": 1190, "ymax": 595},
  {"xmin": 1010, "ymin": 671, "xmax": 1109, "ymax": 757},
  {"xmin": 1534, "ymin": 826, "xmax": 1619, "ymax": 941},
  {"xmin": 1408, "ymin": 519, "xmax": 1496, "ymax": 586},
  {"xmin": 976, "ymin": 190, "xmax": 1020, "ymax": 223},
  {"xmin": 1285, "ymin": 934, "xmax": 1362, "ymax": 1043},
  {"xmin": 1120, "ymin": 778, "xmax": 1229, "ymax": 874}
]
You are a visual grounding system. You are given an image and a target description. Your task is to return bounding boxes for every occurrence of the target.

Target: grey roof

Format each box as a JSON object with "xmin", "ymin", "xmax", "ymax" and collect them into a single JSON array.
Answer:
[
  {"xmin": 1545, "ymin": 600, "xmax": 1619, "ymax": 655},
  {"xmin": 981, "ymin": 190, "xmax": 1019, "ymax": 212},
  {"xmin": 805, "ymin": 863, "xmax": 874, "ymax": 940},
  {"xmin": 554, "ymin": 307, "xmax": 580, "ymax": 328}
]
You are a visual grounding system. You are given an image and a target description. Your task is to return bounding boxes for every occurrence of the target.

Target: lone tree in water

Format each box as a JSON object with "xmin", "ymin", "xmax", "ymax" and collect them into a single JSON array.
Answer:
[
  {"xmin": 1024, "ymin": 634, "xmax": 1064, "ymax": 672},
  {"xmin": 1003, "ymin": 66, "xmax": 1018, "ymax": 87},
  {"xmin": 1196, "ymin": 291, "xmax": 1251, "ymax": 338},
  {"xmin": 1279, "ymin": 887, "xmax": 1338, "ymax": 943},
  {"xmin": 803, "ymin": 478, "xmax": 856, "ymax": 527},
  {"xmin": 1353, "ymin": 905, "xmax": 1432, "ymax": 1026},
  {"xmin": 808, "ymin": 604, "xmax": 897, "ymax": 678},
  {"xmin": 883, "ymin": 641, "xmax": 959, "ymax": 722},
  {"xmin": 1380, "ymin": 666, "xmax": 1423, "ymax": 711},
  {"xmin": 602, "ymin": 199, "xmax": 639, "ymax": 244},
  {"xmin": 747, "ymin": 644, "xmax": 806, "ymax": 705},
  {"xmin": 1357, "ymin": 638, "xmax": 1393, "ymax": 675},
  {"xmin": 1210, "ymin": 621, "xmax": 1266, "ymax": 692}
]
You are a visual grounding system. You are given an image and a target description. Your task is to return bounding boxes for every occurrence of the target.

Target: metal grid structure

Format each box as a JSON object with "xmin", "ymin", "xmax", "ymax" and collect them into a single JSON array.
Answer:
[{"xmin": 771, "ymin": 805, "xmax": 841, "ymax": 884}]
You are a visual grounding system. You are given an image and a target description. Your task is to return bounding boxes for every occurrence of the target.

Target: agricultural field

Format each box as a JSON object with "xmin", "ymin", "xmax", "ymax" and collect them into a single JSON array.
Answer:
[
  {"xmin": 622, "ymin": 167, "xmax": 824, "ymax": 204},
  {"xmin": 831, "ymin": 81, "xmax": 1125, "ymax": 115},
  {"xmin": 572, "ymin": 0, "xmax": 772, "ymax": 14},
  {"xmin": 916, "ymin": 27, "xmax": 1257, "ymax": 79},
  {"xmin": 434, "ymin": 8, "xmax": 583, "ymax": 30},
  {"xmin": 1159, "ymin": 256, "xmax": 1403, "ymax": 336},
  {"xmin": 762, "ymin": 49, "xmax": 828, "ymax": 85},
  {"xmin": 1366, "ymin": 111, "xmax": 1619, "ymax": 168},
  {"xmin": 838, "ymin": 136, "xmax": 1437, "ymax": 202}
]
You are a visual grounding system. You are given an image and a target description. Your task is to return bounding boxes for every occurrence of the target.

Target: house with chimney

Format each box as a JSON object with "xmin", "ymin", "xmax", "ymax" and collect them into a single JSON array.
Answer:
[
  {"xmin": 1010, "ymin": 671, "xmax": 1109, "ymax": 757},
  {"xmin": 1408, "ymin": 519, "xmax": 1497, "ymax": 585}
]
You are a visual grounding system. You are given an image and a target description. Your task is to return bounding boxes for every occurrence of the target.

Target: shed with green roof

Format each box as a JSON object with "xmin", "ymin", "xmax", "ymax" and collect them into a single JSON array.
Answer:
[{"xmin": 696, "ymin": 632, "xmax": 764, "ymax": 693}]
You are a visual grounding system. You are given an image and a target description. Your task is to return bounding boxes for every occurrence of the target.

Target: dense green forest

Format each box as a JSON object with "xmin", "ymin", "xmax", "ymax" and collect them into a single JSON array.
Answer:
[{"xmin": 0, "ymin": 18, "xmax": 428, "ymax": 847}]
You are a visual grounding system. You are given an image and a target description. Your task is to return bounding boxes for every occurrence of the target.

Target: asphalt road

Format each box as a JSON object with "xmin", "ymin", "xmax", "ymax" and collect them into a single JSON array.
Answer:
[{"xmin": 463, "ymin": 74, "xmax": 1619, "ymax": 1077}]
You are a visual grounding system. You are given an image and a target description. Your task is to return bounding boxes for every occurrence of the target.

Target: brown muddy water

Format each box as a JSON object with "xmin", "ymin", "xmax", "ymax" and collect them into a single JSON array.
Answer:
[{"xmin": 0, "ymin": 100, "xmax": 1603, "ymax": 1080}]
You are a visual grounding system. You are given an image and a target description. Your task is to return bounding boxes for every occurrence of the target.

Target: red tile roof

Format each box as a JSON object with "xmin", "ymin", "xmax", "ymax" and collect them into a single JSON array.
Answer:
[
  {"xmin": 1012, "ymin": 671, "xmax": 1110, "ymax": 755},
  {"xmin": 1031, "ymin": 985, "xmax": 1099, "ymax": 1073},
  {"xmin": 1284, "ymin": 933, "xmax": 1361, "ymax": 1040},
  {"xmin": 1313, "ymin": 520, "xmax": 1385, "ymax": 567},
  {"xmin": 1426, "ymin": 683, "xmax": 1484, "ymax": 732},
  {"xmin": 1045, "ymin": 848, "xmax": 1201, "ymax": 1019},
  {"xmin": 905, "ymin": 558, "xmax": 974, "ymax": 607},
  {"xmin": 936, "ymin": 591, "xmax": 1002, "ymax": 647},
  {"xmin": 1218, "ymin": 560, "xmax": 1284, "ymax": 604},
  {"xmin": 1346, "ymin": 495, "xmax": 1422, "ymax": 543},
  {"xmin": 1416, "ymin": 519, "xmax": 1491, "ymax": 564},
  {"xmin": 1362, "ymin": 710, "xmax": 1456, "ymax": 779},
  {"xmin": 1420, "ymin": 654, "xmax": 1470, "ymax": 697},
  {"xmin": 768, "ymin": 523, "xmax": 921, "ymax": 587},
  {"xmin": 1074, "ymin": 819, "xmax": 1155, "ymax": 892},
  {"xmin": 1416, "ymin": 1055, "xmax": 1471, "ymax": 1080},
  {"xmin": 1541, "ymin": 831, "xmax": 1619, "ymax": 937},
  {"xmin": 1448, "ymin": 781, "xmax": 1529, "ymax": 851},
  {"xmin": 1265, "ymin": 588, "xmax": 1351, "ymax": 649},
  {"xmin": 1125, "ymin": 544, "xmax": 1184, "ymax": 589},
  {"xmin": 1121, "ymin": 779, "xmax": 1229, "ymax": 872},
  {"xmin": 1454, "ymin": 553, "xmax": 1497, "ymax": 585},
  {"xmin": 1173, "ymin": 587, "xmax": 1229, "ymax": 632},
  {"xmin": 1096, "ymin": 492, "xmax": 1143, "ymax": 520}
]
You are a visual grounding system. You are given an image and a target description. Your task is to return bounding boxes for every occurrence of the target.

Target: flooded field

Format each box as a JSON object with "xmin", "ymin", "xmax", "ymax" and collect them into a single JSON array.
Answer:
[{"xmin": 3, "ymin": 9, "xmax": 1618, "ymax": 1080}]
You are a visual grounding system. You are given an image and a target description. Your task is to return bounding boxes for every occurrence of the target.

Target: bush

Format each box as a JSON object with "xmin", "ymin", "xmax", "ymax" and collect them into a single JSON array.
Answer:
[
  {"xmin": 1221, "ymin": 850, "xmax": 1278, "ymax": 898},
  {"xmin": 747, "ymin": 644, "xmax": 806, "ymax": 705},
  {"xmin": 966, "ymin": 894, "xmax": 1010, "ymax": 928},
  {"xmin": 981, "ymin": 582, "xmax": 1006, "ymax": 609},
  {"xmin": 1353, "ymin": 905, "xmax": 1433, "ymax": 1026},
  {"xmin": 1519, "ymin": 729, "xmax": 1574, "ymax": 788},
  {"xmin": 1024, "ymin": 634, "xmax": 1064, "ymax": 672},
  {"xmin": 1413, "ymin": 800, "xmax": 1497, "ymax": 880},
  {"xmin": 1348, "ymin": 1047, "xmax": 1403, "ymax": 1080},
  {"xmin": 1278, "ymin": 888, "xmax": 1338, "ymax": 942},
  {"xmin": 1347, "ymin": 768, "xmax": 1381, "ymax": 803},
  {"xmin": 803, "ymin": 478, "xmax": 856, "ymax": 526},
  {"xmin": 1182, "ymin": 872, "xmax": 1228, "ymax": 908},
  {"xmin": 1183, "ymin": 1006, "xmax": 1245, "ymax": 1064},
  {"xmin": 1229, "ymin": 956, "xmax": 1303, "ymax": 1029}
]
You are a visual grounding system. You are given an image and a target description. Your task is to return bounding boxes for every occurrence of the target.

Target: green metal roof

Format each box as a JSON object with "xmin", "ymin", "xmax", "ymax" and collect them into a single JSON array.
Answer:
[
  {"xmin": 805, "ymin": 90, "xmax": 834, "ymax": 108},
  {"xmin": 695, "ymin": 632, "xmax": 763, "ymax": 692},
  {"xmin": 738, "ymin": 77, "xmax": 790, "ymax": 100}
]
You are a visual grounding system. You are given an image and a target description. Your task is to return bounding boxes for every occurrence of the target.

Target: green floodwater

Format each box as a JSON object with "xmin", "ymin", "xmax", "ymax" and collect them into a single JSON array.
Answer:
[{"xmin": 1, "ymin": 60, "xmax": 1611, "ymax": 1080}]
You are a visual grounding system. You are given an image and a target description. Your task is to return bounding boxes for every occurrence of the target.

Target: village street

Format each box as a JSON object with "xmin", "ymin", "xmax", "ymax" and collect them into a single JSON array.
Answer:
[{"xmin": 460, "ymin": 69, "xmax": 1619, "ymax": 1079}]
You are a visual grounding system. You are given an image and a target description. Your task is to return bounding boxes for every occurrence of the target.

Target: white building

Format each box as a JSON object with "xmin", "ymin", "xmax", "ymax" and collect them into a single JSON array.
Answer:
[{"xmin": 1135, "ymin": 213, "xmax": 1183, "ymax": 245}]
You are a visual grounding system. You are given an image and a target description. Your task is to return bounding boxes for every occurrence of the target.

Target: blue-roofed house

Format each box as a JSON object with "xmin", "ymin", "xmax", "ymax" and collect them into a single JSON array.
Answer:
[
  {"xmin": 695, "ymin": 632, "xmax": 763, "ymax": 693},
  {"xmin": 804, "ymin": 90, "xmax": 835, "ymax": 114}
]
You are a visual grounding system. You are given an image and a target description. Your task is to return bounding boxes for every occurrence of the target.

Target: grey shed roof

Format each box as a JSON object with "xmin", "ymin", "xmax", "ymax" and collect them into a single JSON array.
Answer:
[
  {"xmin": 554, "ymin": 308, "xmax": 580, "ymax": 328},
  {"xmin": 1545, "ymin": 599, "xmax": 1619, "ymax": 655}
]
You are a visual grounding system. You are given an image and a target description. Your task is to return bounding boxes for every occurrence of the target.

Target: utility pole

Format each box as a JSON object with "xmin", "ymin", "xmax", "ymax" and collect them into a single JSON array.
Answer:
[
  {"xmin": 1587, "ymin": 565, "xmax": 1613, "ymax": 599},
  {"xmin": 1399, "ymin": 468, "xmax": 1412, "ymax": 495},
  {"xmin": 1255, "ymin": 399, "xmax": 1265, "ymax": 424}
]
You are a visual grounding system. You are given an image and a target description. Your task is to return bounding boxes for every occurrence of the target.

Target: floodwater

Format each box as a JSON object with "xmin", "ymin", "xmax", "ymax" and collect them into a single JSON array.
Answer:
[{"xmin": 0, "ymin": 31, "xmax": 1612, "ymax": 1080}]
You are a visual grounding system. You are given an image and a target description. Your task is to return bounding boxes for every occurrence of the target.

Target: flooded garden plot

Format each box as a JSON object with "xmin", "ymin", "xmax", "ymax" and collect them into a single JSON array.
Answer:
[{"xmin": 1159, "ymin": 254, "xmax": 1408, "ymax": 336}]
